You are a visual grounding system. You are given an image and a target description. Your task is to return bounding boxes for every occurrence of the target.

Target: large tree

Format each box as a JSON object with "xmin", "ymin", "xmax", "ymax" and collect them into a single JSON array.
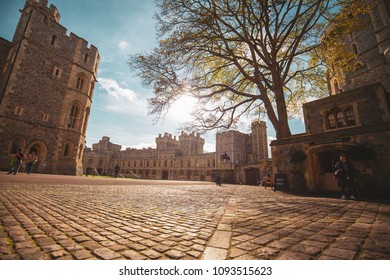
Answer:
[{"xmin": 129, "ymin": 0, "xmax": 366, "ymax": 139}]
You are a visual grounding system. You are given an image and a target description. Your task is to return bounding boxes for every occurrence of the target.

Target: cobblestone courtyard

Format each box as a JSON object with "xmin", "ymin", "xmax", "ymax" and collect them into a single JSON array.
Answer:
[{"xmin": 1, "ymin": 173, "xmax": 390, "ymax": 260}]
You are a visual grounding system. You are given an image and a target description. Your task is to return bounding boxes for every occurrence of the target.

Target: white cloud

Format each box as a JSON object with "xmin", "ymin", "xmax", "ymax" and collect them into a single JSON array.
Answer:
[
  {"xmin": 129, "ymin": 142, "xmax": 157, "ymax": 150},
  {"xmin": 118, "ymin": 41, "xmax": 129, "ymax": 50},
  {"xmin": 98, "ymin": 77, "xmax": 147, "ymax": 116}
]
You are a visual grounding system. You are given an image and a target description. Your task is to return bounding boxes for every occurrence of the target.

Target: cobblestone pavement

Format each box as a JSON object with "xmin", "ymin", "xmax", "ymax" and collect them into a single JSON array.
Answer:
[{"xmin": 1, "ymin": 173, "xmax": 390, "ymax": 260}]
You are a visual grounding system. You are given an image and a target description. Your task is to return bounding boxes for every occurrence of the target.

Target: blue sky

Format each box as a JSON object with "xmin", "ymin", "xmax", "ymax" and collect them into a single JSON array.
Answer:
[{"xmin": 0, "ymin": 0, "xmax": 306, "ymax": 152}]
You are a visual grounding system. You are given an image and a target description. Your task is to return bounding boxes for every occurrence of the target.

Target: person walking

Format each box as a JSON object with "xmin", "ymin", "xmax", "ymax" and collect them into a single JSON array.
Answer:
[
  {"xmin": 334, "ymin": 154, "xmax": 357, "ymax": 200},
  {"xmin": 215, "ymin": 174, "xmax": 222, "ymax": 186},
  {"xmin": 26, "ymin": 151, "xmax": 38, "ymax": 174},
  {"xmin": 7, "ymin": 148, "xmax": 26, "ymax": 175}
]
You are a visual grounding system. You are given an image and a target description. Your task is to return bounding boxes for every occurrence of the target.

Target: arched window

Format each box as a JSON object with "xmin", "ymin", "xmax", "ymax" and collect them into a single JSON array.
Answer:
[
  {"xmin": 68, "ymin": 103, "xmax": 81, "ymax": 129},
  {"xmin": 352, "ymin": 43, "xmax": 358, "ymax": 55},
  {"xmin": 327, "ymin": 114, "xmax": 336, "ymax": 129},
  {"xmin": 84, "ymin": 53, "xmax": 89, "ymax": 63},
  {"xmin": 51, "ymin": 35, "xmax": 57, "ymax": 46},
  {"xmin": 345, "ymin": 108, "xmax": 356, "ymax": 126},
  {"xmin": 63, "ymin": 143, "xmax": 73, "ymax": 157},
  {"xmin": 336, "ymin": 111, "xmax": 345, "ymax": 127},
  {"xmin": 76, "ymin": 76, "xmax": 84, "ymax": 91}
]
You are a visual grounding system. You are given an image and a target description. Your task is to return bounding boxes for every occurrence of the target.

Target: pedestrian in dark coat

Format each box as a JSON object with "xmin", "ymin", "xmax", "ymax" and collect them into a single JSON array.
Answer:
[{"xmin": 334, "ymin": 154, "xmax": 357, "ymax": 200}]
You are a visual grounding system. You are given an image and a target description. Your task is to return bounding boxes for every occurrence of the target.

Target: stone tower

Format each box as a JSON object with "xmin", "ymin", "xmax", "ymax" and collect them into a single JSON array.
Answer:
[
  {"xmin": 250, "ymin": 121, "xmax": 268, "ymax": 161},
  {"xmin": 0, "ymin": 0, "xmax": 100, "ymax": 175},
  {"xmin": 178, "ymin": 132, "xmax": 204, "ymax": 156},
  {"xmin": 328, "ymin": 0, "xmax": 390, "ymax": 94}
]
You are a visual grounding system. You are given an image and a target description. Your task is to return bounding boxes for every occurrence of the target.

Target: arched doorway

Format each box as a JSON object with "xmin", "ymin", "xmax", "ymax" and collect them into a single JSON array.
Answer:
[
  {"xmin": 26, "ymin": 141, "xmax": 47, "ymax": 173},
  {"xmin": 162, "ymin": 170, "xmax": 169, "ymax": 180},
  {"xmin": 245, "ymin": 168, "xmax": 260, "ymax": 185},
  {"xmin": 308, "ymin": 145, "xmax": 353, "ymax": 193}
]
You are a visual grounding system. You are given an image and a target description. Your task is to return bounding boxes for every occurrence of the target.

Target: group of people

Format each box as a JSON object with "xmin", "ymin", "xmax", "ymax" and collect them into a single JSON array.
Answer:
[
  {"xmin": 4, "ymin": 149, "xmax": 357, "ymax": 200},
  {"xmin": 7, "ymin": 148, "xmax": 38, "ymax": 175}
]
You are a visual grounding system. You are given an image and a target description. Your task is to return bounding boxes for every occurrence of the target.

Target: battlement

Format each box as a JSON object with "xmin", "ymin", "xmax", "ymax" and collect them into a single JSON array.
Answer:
[
  {"xmin": 16, "ymin": 0, "xmax": 100, "ymax": 73},
  {"xmin": 26, "ymin": 0, "xmax": 61, "ymax": 23},
  {"xmin": 179, "ymin": 131, "xmax": 202, "ymax": 140},
  {"xmin": 156, "ymin": 132, "xmax": 178, "ymax": 141}
]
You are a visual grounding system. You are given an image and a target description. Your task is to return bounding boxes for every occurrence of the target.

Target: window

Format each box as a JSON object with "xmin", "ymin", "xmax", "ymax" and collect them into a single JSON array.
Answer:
[
  {"xmin": 327, "ymin": 114, "xmax": 336, "ymax": 129},
  {"xmin": 42, "ymin": 114, "xmax": 49, "ymax": 122},
  {"xmin": 68, "ymin": 103, "xmax": 81, "ymax": 129},
  {"xmin": 336, "ymin": 111, "xmax": 345, "ymax": 127},
  {"xmin": 63, "ymin": 144, "xmax": 70, "ymax": 157},
  {"xmin": 51, "ymin": 35, "xmax": 57, "ymax": 46},
  {"xmin": 53, "ymin": 66, "xmax": 62, "ymax": 78},
  {"xmin": 14, "ymin": 107, "xmax": 24, "ymax": 116},
  {"xmin": 84, "ymin": 53, "xmax": 89, "ymax": 63},
  {"xmin": 76, "ymin": 76, "xmax": 84, "ymax": 91},
  {"xmin": 352, "ymin": 43, "xmax": 358, "ymax": 55},
  {"xmin": 345, "ymin": 108, "xmax": 356, "ymax": 126},
  {"xmin": 326, "ymin": 107, "xmax": 356, "ymax": 130}
]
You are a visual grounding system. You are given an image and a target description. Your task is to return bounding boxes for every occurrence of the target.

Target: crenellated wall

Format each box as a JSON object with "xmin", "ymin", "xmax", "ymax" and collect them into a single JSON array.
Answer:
[{"xmin": 0, "ymin": 0, "xmax": 100, "ymax": 175}]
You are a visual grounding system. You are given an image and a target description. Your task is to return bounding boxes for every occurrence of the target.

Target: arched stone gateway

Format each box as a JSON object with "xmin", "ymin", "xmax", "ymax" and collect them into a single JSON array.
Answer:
[
  {"xmin": 26, "ymin": 141, "xmax": 48, "ymax": 173},
  {"xmin": 307, "ymin": 144, "xmax": 355, "ymax": 193}
]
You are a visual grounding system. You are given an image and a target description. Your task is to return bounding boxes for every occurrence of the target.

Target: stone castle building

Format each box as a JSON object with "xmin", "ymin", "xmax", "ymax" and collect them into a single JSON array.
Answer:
[
  {"xmin": 0, "ymin": 0, "xmax": 100, "ymax": 175},
  {"xmin": 83, "ymin": 121, "xmax": 271, "ymax": 184},
  {"xmin": 271, "ymin": 0, "xmax": 390, "ymax": 197}
]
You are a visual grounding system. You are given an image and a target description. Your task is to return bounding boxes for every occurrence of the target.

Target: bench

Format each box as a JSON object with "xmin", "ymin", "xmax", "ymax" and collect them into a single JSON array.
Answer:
[{"xmin": 259, "ymin": 175, "xmax": 274, "ymax": 190}]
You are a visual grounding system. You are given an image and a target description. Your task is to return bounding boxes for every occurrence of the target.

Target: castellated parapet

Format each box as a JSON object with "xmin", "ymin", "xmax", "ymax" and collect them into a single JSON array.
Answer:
[
  {"xmin": 0, "ymin": 0, "xmax": 100, "ymax": 175},
  {"xmin": 84, "ymin": 122, "xmax": 271, "ymax": 184}
]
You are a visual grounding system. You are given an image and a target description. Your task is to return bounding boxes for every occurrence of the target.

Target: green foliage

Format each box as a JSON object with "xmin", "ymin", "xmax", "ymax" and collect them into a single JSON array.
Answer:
[
  {"xmin": 314, "ymin": 0, "xmax": 370, "ymax": 76},
  {"xmin": 129, "ymin": 0, "xmax": 366, "ymax": 138},
  {"xmin": 287, "ymin": 149, "xmax": 307, "ymax": 162}
]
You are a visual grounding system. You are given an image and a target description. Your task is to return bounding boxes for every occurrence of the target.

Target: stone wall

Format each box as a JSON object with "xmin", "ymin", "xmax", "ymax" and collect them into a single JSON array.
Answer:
[{"xmin": 0, "ymin": 0, "xmax": 99, "ymax": 175}]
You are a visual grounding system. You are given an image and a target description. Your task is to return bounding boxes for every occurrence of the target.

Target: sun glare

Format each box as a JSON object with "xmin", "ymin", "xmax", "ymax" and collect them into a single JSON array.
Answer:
[{"xmin": 167, "ymin": 95, "xmax": 197, "ymax": 121}]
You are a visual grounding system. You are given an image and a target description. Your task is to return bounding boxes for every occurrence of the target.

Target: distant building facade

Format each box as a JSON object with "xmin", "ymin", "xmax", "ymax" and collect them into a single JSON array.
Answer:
[
  {"xmin": 271, "ymin": 0, "xmax": 390, "ymax": 196},
  {"xmin": 0, "ymin": 0, "xmax": 100, "ymax": 175},
  {"xmin": 83, "ymin": 121, "xmax": 271, "ymax": 184}
]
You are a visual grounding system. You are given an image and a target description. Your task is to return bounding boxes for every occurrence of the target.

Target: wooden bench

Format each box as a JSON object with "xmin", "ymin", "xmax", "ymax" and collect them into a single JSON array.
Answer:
[{"xmin": 259, "ymin": 174, "xmax": 274, "ymax": 190}]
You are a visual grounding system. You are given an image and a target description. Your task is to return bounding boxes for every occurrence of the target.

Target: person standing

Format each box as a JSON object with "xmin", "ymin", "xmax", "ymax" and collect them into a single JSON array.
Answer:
[
  {"xmin": 114, "ymin": 164, "xmax": 120, "ymax": 178},
  {"xmin": 334, "ymin": 154, "xmax": 357, "ymax": 200},
  {"xmin": 7, "ymin": 148, "xmax": 26, "ymax": 175},
  {"xmin": 26, "ymin": 151, "xmax": 38, "ymax": 174}
]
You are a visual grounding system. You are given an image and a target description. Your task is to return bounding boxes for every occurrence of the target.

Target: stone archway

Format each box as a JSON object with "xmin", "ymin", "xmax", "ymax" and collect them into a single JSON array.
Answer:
[
  {"xmin": 26, "ymin": 141, "xmax": 48, "ymax": 173},
  {"xmin": 307, "ymin": 144, "xmax": 353, "ymax": 193}
]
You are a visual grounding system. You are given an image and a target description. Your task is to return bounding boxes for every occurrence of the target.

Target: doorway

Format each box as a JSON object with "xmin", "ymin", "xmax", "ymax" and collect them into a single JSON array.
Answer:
[
  {"xmin": 245, "ymin": 168, "xmax": 260, "ymax": 185},
  {"xmin": 26, "ymin": 141, "xmax": 47, "ymax": 173},
  {"xmin": 162, "ymin": 170, "xmax": 169, "ymax": 180},
  {"xmin": 315, "ymin": 148, "xmax": 350, "ymax": 192}
]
